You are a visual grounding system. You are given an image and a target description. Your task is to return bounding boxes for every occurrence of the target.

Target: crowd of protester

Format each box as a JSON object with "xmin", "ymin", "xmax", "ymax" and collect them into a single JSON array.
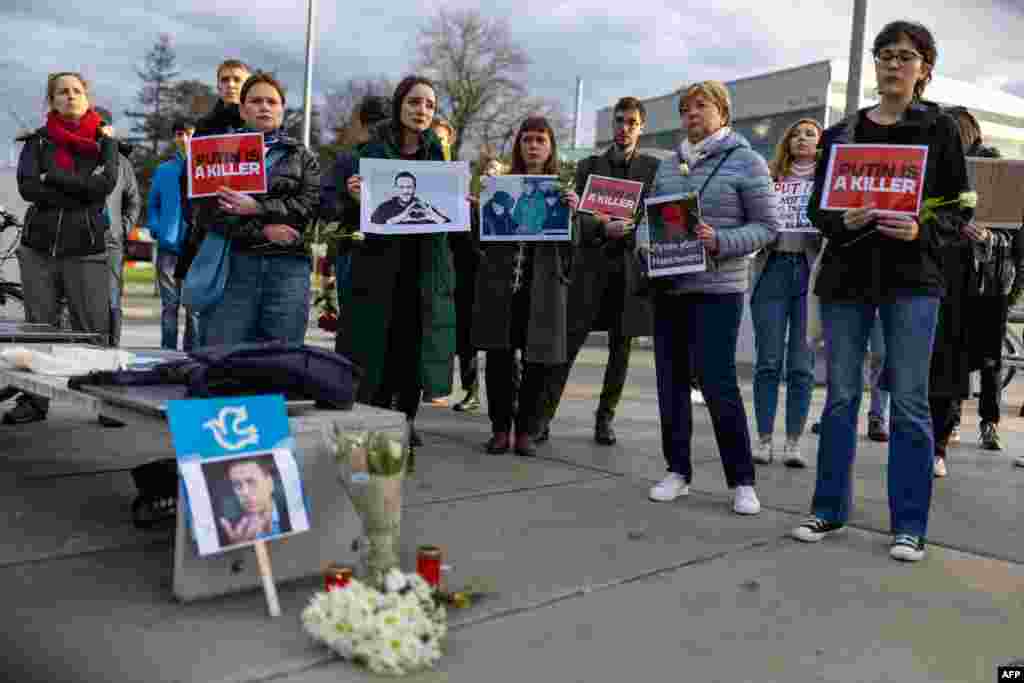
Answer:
[{"xmin": 7, "ymin": 19, "xmax": 1024, "ymax": 563}]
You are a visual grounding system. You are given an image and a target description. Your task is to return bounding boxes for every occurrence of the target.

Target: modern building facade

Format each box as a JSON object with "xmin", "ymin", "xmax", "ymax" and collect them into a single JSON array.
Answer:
[
  {"xmin": 594, "ymin": 59, "xmax": 1024, "ymax": 377},
  {"xmin": 595, "ymin": 59, "xmax": 1024, "ymax": 160}
]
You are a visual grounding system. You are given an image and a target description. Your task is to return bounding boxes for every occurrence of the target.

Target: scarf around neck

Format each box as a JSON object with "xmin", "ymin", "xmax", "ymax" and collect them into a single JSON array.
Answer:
[
  {"xmin": 46, "ymin": 109, "xmax": 102, "ymax": 171},
  {"xmin": 678, "ymin": 126, "xmax": 732, "ymax": 169}
]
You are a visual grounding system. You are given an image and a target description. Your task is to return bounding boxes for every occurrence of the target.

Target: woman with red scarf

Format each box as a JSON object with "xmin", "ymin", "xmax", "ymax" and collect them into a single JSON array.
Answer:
[{"xmin": 7, "ymin": 72, "xmax": 118, "ymax": 424}]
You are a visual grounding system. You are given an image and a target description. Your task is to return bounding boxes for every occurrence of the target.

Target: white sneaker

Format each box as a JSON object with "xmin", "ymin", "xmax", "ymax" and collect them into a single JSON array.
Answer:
[
  {"xmin": 782, "ymin": 439, "xmax": 807, "ymax": 468},
  {"xmin": 752, "ymin": 437, "xmax": 773, "ymax": 465},
  {"xmin": 933, "ymin": 456, "xmax": 947, "ymax": 478},
  {"xmin": 649, "ymin": 473, "xmax": 689, "ymax": 502},
  {"xmin": 733, "ymin": 486, "xmax": 761, "ymax": 515},
  {"xmin": 691, "ymin": 389, "xmax": 706, "ymax": 405}
]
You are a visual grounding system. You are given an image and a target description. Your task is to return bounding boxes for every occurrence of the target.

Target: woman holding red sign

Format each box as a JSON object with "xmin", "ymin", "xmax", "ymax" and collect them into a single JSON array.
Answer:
[
  {"xmin": 749, "ymin": 118, "xmax": 823, "ymax": 468},
  {"xmin": 196, "ymin": 72, "xmax": 321, "ymax": 348},
  {"xmin": 792, "ymin": 22, "xmax": 971, "ymax": 563}
]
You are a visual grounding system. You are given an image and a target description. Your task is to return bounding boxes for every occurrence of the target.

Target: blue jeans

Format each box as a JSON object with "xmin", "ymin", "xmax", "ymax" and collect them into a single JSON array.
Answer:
[
  {"xmin": 751, "ymin": 253, "xmax": 815, "ymax": 439},
  {"xmin": 202, "ymin": 252, "xmax": 311, "ymax": 347},
  {"xmin": 653, "ymin": 292, "xmax": 755, "ymax": 488},
  {"xmin": 868, "ymin": 314, "xmax": 890, "ymax": 423},
  {"xmin": 156, "ymin": 249, "xmax": 198, "ymax": 351},
  {"xmin": 812, "ymin": 297, "xmax": 939, "ymax": 538}
]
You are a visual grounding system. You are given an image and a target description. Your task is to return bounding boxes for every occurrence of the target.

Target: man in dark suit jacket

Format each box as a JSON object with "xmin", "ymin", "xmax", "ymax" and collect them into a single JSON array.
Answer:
[{"xmin": 539, "ymin": 97, "xmax": 660, "ymax": 446}]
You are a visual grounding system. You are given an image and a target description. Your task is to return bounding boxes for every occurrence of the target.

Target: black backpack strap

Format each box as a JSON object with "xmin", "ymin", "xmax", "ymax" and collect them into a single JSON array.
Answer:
[{"xmin": 698, "ymin": 148, "xmax": 737, "ymax": 198}]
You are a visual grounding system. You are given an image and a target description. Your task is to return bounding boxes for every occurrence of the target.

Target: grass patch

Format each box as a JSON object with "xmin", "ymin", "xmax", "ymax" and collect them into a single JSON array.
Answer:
[{"xmin": 123, "ymin": 263, "xmax": 155, "ymax": 286}]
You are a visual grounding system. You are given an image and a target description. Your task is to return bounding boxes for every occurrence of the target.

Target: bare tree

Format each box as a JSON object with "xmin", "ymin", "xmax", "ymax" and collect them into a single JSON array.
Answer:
[
  {"xmin": 478, "ymin": 95, "xmax": 572, "ymax": 158},
  {"xmin": 322, "ymin": 77, "xmax": 395, "ymax": 144},
  {"xmin": 415, "ymin": 9, "xmax": 529, "ymax": 159}
]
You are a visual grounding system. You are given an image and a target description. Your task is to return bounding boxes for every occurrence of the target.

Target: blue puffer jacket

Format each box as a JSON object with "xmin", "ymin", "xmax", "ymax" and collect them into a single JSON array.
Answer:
[
  {"xmin": 146, "ymin": 154, "xmax": 188, "ymax": 254},
  {"xmin": 647, "ymin": 130, "xmax": 779, "ymax": 294}
]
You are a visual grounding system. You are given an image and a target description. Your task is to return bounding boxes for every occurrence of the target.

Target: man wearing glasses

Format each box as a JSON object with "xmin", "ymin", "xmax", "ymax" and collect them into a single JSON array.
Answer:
[{"xmin": 539, "ymin": 97, "xmax": 660, "ymax": 445}]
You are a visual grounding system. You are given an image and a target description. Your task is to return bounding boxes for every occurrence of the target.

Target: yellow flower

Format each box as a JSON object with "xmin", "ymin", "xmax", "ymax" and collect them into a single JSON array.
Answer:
[{"xmin": 959, "ymin": 191, "xmax": 978, "ymax": 209}]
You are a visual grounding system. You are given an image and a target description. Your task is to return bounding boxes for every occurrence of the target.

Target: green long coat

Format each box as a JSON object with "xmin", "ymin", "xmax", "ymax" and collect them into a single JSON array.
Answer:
[{"xmin": 335, "ymin": 124, "xmax": 457, "ymax": 402}]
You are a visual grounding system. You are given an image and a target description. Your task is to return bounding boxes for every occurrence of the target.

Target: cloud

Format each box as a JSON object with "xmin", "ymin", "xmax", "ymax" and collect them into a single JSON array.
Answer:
[{"xmin": 1, "ymin": 0, "xmax": 1022, "ymax": 158}]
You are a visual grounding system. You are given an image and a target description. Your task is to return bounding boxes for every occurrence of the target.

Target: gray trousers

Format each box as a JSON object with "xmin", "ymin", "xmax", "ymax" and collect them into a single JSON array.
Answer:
[{"xmin": 18, "ymin": 246, "xmax": 111, "ymax": 338}]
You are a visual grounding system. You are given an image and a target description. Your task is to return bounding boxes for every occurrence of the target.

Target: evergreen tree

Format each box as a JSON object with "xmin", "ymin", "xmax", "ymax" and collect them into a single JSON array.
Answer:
[{"xmin": 124, "ymin": 34, "xmax": 180, "ymax": 155}]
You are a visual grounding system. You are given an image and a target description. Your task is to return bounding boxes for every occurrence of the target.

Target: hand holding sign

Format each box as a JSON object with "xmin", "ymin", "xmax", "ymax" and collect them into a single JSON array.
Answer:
[
  {"xmin": 605, "ymin": 219, "xmax": 632, "ymax": 240},
  {"xmin": 562, "ymin": 190, "xmax": 580, "ymax": 212},
  {"xmin": 695, "ymin": 222, "xmax": 718, "ymax": 254},
  {"xmin": 876, "ymin": 215, "xmax": 919, "ymax": 242},
  {"xmin": 347, "ymin": 175, "xmax": 362, "ymax": 201},
  {"xmin": 843, "ymin": 203, "xmax": 877, "ymax": 230},
  {"xmin": 218, "ymin": 187, "xmax": 264, "ymax": 216}
]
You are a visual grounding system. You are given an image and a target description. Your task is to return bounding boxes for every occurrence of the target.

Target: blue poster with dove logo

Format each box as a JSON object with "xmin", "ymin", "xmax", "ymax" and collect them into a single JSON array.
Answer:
[{"xmin": 167, "ymin": 395, "xmax": 311, "ymax": 556}]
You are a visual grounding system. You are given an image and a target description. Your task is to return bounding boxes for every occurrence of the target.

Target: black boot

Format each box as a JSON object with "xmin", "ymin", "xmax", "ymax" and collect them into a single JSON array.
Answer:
[
  {"xmin": 594, "ymin": 412, "xmax": 616, "ymax": 446},
  {"xmin": 452, "ymin": 388, "xmax": 480, "ymax": 412}
]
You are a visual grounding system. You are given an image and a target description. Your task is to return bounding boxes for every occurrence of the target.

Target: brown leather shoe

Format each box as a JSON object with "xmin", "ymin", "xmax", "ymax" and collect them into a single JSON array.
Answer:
[
  {"xmin": 514, "ymin": 433, "xmax": 537, "ymax": 457},
  {"xmin": 486, "ymin": 432, "xmax": 511, "ymax": 454}
]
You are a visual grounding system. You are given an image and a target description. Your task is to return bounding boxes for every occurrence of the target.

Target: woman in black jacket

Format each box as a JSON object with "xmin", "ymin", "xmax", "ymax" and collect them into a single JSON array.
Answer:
[
  {"xmin": 945, "ymin": 107, "xmax": 1015, "ymax": 455},
  {"xmin": 194, "ymin": 72, "xmax": 320, "ymax": 347},
  {"xmin": 7, "ymin": 72, "xmax": 118, "ymax": 424},
  {"xmin": 791, "ymin": 22, "xmax": 970, "ymax": 563}
]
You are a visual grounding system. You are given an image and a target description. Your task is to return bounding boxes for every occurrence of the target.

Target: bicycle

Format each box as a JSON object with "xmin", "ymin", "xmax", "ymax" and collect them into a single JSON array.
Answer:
[{"xmin": 0, "ymin": 206, "xmax": 72, "ymax": 329}]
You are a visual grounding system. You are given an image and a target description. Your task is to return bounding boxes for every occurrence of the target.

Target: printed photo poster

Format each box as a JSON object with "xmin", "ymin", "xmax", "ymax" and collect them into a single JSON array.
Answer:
[
  {"xmin": 360, "ymin": 158, "xmax": 471, "ymax": 235},
  {"xmin": 578, "ymin": 175, "xmax": 646, "ymax": 221},
  {"xmin": 167, "ymin": 394, "xmax": 311, "ymax": 557},
  {"xmin": 820, "ymin": 144, "xmax": 928, "ymax": 216},
  {"xmin": 775, "ymin": 178, "xmax": 817, "ymax": 233},
  {"xmin": 187, "ymin": 132, "xmax": 267, "ymax": 198},
  {"xmin": 479, "ymin": 175, "xmax": 573, "ymax": 242},
  {"xmin": 642, "ymin": 192, "xmax": 707, "ymax": 277},
  {"xmin": 966, "ymin": 158, "xmax": 1024, "ymax": 230}
]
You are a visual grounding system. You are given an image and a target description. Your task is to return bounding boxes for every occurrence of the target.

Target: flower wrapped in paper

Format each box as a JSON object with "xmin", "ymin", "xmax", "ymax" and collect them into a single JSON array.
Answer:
[{"xmin": 326, "ymin": 423, "xmax": 409, "ymax": 586}]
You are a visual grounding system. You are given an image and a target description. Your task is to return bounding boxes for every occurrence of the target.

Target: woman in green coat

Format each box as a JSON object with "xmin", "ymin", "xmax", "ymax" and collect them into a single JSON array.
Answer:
[{"xmin": 337, "ymin": 76, "xmax": 457, "ymax": 447}]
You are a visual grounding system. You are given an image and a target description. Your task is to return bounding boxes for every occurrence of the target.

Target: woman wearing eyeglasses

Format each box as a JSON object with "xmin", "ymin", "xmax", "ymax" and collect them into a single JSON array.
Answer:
[{"xmin": 791, "ymin": 21, "xmax": 971, "ymax": 562}]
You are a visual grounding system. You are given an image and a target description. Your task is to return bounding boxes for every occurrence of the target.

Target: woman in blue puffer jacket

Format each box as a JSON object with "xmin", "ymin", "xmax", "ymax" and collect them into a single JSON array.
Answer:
[{"xmin": 640, "ymin": 80, "xmax": 779, "ymax": 515}]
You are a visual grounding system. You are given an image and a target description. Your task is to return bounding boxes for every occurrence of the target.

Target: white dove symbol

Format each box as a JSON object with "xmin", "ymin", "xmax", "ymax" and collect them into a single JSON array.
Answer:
[{"xmin": 203, "ymin": 406, "xmax": 260, "ymax": 451}]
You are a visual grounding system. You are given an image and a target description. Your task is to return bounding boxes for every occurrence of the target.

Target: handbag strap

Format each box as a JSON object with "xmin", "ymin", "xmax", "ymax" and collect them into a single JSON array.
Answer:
[{"xmin": 697, "ymin": 148, "xmax": 737, "ymax": 198}]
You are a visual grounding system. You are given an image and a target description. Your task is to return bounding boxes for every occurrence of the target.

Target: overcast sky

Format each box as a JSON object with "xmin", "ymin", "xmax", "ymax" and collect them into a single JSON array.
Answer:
[{"xmin": 2, "ymin": 0, "xmax": 1023, "ymax": 161}]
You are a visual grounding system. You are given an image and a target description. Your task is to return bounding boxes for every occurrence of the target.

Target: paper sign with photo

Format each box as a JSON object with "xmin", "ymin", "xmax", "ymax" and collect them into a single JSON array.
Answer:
[
  {"xmin": 187, "ymin": 133, "xmax": 267, "ymax": 199},
  {"xmin": 479, "ymin": 175, "xmax": 572, "ymax": 242},
  {"xmin": 775, "ymin": 179, "xmax": 817, "ymax": 233},
  {"xmin": 578, "ymin": 175, "xmax": 646, "ymax": 221},
  {"xmin": 966, "ymin": 158, "xmax": 1024, "ymax": 230},
  {"xmin": 820, "ymin": 144, "xmax": 928, "ymax": 216},
  {"xmin": 167, "ymin": 395, "xmax": 311, "ymax": 557},
  {"xmin": 360, "ymin": 158, "xmax": 471, "ymax": 235},
  {"xmin": 639, "ymin": 192, "xmax": 707, "ymax": 277}
]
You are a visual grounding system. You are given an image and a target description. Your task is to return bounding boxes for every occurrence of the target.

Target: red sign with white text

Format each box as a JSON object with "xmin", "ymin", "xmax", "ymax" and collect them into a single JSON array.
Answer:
[
  {"xmin": 578, "ymin": 175, "xmax": 646, "ymax": 221},
  {"xmin": 820, "ymin": 144, "xmax": 928, "ymax": 216},
  {"xmin": 187, "ymin": 133, "xmax": 268, "ymax": 198}
]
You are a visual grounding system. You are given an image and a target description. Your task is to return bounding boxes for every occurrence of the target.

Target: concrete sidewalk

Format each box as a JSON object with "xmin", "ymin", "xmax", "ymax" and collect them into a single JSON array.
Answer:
[{"xmin": 3, "ymin": 332, "xmax": 1023, "ymax": 682}]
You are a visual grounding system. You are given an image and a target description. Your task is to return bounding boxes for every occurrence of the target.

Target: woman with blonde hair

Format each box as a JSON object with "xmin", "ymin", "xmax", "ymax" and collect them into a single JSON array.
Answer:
[
  {"xmin": 642, "ymin": 80, "xmax": 779, "ymax": 513},
  {"xmin": 749, "ymin": 118, "xmax": 823, "ymax": 467}
]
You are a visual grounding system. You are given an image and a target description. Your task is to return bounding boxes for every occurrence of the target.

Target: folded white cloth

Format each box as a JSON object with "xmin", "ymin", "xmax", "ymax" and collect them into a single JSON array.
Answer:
[{"xmin": 0, "ymin": 346, "xmax": 136, "ymax": 376}]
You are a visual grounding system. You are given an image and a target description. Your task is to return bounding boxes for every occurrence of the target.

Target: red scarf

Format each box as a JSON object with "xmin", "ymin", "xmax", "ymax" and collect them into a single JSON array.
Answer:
[{"xmin": 46, "ymin": 109, "xmax": 102, "ymax": 171}]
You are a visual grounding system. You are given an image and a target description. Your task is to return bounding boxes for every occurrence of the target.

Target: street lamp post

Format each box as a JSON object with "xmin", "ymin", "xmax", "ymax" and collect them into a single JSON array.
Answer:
[
  {"xmin": 845, "ymin": 0, "xmax": 868, "ymax": 118},
  {"xmin": 301, "ymin": 0, "xmax": 318, "ymax": 149}
]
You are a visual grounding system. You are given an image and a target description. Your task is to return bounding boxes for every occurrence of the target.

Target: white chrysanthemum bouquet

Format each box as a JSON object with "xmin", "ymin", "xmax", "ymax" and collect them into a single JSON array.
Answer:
[{"xmin": 302, "ymin": 568, "xmax": 447, "ymax": 677}]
